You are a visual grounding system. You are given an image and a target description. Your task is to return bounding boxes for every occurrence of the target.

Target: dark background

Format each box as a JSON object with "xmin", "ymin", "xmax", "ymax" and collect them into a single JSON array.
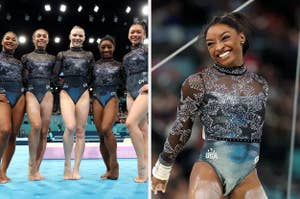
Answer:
[{"xmin": 0, "ymin": 0, "xmax": 148, "ymax": 61}]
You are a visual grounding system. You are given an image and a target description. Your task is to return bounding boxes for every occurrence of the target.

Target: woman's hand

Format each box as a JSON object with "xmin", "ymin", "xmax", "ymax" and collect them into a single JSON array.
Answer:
[
  {"xmin": 139, "ymin": 84, "xmax": 148, "ymax": 93},
  {"xmin": 151, "ymin": 176, "xmax": 168, "ymax": 195},
  {"xmin": 0, "ymin": 94, "xmax": 9, "ymax": 104}
]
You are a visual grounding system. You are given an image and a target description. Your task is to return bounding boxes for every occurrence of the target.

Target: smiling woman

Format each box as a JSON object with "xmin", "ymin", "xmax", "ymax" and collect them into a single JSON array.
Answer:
[
  {"xmin": 152, "ymin": 12, "xmax": 269, "ymax": 199},
  {"xmin": 0, "ymin": 31, "xmax": 26, "ymax": 184}
]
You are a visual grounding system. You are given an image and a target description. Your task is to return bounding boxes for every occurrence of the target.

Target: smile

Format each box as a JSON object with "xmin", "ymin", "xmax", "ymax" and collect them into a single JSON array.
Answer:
[{"xmin": 218, "ymin": 51, "xmax": 230, "ymax": 59}]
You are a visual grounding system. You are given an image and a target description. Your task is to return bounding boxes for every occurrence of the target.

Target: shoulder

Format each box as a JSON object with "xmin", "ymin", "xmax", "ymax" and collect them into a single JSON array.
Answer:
[
  {"xmin": 249, "ymin": 71, "xmax": 268, "ymax": 86},
  {"xmin": 248, "ymin": 71, "xmax": 269, "ymax": 95},
  {"xmin": 181, "ymin": 72, "xmax": 205, "ymax": 97},
  {"xmin": 113, "ymin": 59, "xmax": 122, "ymax": 66},
  {"xmin": 47, "ymin": 53, "xmax": 56, "ymax": 60}
]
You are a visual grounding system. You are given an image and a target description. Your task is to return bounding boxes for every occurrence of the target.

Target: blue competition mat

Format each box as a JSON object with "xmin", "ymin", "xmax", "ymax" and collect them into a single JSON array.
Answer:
[{"xmin": 0, "ymin": 146, "xmax": 148, "ymax": 199}]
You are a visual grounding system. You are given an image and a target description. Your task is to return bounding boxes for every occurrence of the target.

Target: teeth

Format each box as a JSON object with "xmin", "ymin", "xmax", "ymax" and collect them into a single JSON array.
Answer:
[{"xmin": 219, "ymin": 51, "xmax": 230, "ymax": 58}]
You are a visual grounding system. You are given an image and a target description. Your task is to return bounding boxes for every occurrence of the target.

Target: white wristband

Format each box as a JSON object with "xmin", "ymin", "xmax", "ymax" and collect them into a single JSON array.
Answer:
[{"xmin": 152, "ymin": 160, "xmax": 172, "ymax": 181}]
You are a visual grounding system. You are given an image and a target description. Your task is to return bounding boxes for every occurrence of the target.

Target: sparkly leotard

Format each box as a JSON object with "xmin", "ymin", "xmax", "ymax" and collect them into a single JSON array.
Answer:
[
  {"xmin": 122, "ymin": 44, "xmax": 148, "ymax": 99},
  {"xmin": 0, "ymin": 51, "xmax": 24, "ymax": 107},
  {"xmin": 93, "ymin": 58, "xmax": 122, "ymax": 106},
  {"xmin": 158, "ymin": 64, "xmax": 268, "ymax": 196},
  {"xmin": 54, "ymin": 47, "xmax": 94, "ymax": 104},
  {"xmin": 22, "ymin": 49, "xmax": 55, "ymax": 103}
]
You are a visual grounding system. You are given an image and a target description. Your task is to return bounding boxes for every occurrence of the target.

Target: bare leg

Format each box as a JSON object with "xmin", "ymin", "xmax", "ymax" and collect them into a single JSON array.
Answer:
[
  {"xmin": 1, "ymin": 96, "xmax": 25, "ymax": 182},
  {"xmin": 93, "ymin": 100, "xmax": 110, "ymax": 178},
  {"xmin": 73, "ymin": 90, "xmax": 90, "ymax": 180},
  {"xmin": 0, "ymin": 102, "xmax": 12, "ymax": 184},
  {"xmin": 35, "ymin": 92, "xmax": 53, "ymax": 179},
  {"xmin": 126, "ymin": 93, "xmax": 148, "ymax": 183},
  {"xmin": 188, "ymin": 161, "xmax": 223, "ymax": 199},
  {"xmin": 139, "ymin": 118, "xmax": 148, "ymax": 181},
  {"xmin": 229, "ymin": 169, "xmax": 268, "ymax": 199},
  {"xmin": 101, "ymin": 97, "xmax": 119, "ymax": 179},
  {"xmin": 60, "ymin": 91, "xmax": 76, "ymax": 180},
  {"xmin": 26, "ymin": 92, "xmax": 42, "ymax": 181}
]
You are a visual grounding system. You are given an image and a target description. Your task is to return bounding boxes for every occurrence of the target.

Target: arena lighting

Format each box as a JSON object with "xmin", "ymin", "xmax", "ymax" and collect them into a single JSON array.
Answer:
[
  {"xmin": 44, "ymin": 4, "xmax": 51, "ymax": 12},
  {"xmin": 54, "ymin": 37, "xmax": 61, "ymax": 43},
  {"xmin": 142, "ymin": 5, "xmax": 148, "ymax": 16},
  {"xmin": 126, "ymin": 6, "xmax": 131, "ymax": 14},
  {"xmin": 89, "ymin": 37, "xmax": 95, "ymax": 43},
  {"xmin": 96, "ymin": 38, "xmax": 101, "ymax": 44},
  {"xmin": 77, "ymin": 5, "xmax": 83, "ymax": 12},
  {"xmin": 25, "ymin": 14, "xmax": 30, "ymax": 21},
  {"xmin": 101, "ymin": 16, "xmax": 105, "ymax": 22},
  {"xmin": 6, "ymin": 13, "xmax": 11, "ymax": 21},
  {"xmin": 114, "ymin": 16, "xmax": 118, "ymax": 23},
  {"xmin": 37, "ymin": 15, "xmax": 42, "ymax": 21},
  {"xmin": 94, "ymin": 5, "xmax": 99, "ymax": 13},
  {"xmin": 89, "ymin": 15, "xmax": 94, "ymax": 22},
  {"xmin": 19, "ymin": 35, "xmax": 27, "ymax": 44},
  {"xmin": 143, "ymin": 38, "xmax": 149, "ymax": 45},
  {"xmin": 57, "ymin": 16, "xmax": 62, "ymax": 22},
  {"xmin": 60, "ymin": 4, "xmax": 67, "ymax": 12}
]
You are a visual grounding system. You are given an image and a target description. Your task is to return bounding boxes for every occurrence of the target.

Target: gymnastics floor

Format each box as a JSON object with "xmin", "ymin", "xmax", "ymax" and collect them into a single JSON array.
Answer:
[{"xmin": 0, "ymin": 145, "xmax": 148, "ymax": 199}]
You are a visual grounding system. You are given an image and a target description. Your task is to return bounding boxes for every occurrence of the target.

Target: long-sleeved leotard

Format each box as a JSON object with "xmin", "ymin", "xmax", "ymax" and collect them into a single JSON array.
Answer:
[
  {"xmin": 53, "ymin": 47, "xmax": 94, "ymax": 104},
  {"xmin": 93, "ymin": 58, "xmax": 122, "ymax": 106},
  {"xmin": 0, "ymin": 51, "xmax": 24, "ymax": 107},
  {"xmin": 158, "ymin": 64, "xmax": 268, "ymax": 195},
  {"xmin": 122, "ymin": 44, "xmax": 148, "ymax": 99},
  {"xmin": 21, "ymin": 49, "xmax": 55, "ymax": 103}
]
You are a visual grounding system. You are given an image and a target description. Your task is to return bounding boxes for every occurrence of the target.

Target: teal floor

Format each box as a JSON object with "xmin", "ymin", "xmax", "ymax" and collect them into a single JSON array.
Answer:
[{"xmin": 0, "ymin": 146, "xmax": 148, "ymax": 199}]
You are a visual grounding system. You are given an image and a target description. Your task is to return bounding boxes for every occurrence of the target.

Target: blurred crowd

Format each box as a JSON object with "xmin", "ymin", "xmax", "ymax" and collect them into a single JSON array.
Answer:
[{"xmin": 151, "ymin": 0, "xmax": 300, "ymax": 198}]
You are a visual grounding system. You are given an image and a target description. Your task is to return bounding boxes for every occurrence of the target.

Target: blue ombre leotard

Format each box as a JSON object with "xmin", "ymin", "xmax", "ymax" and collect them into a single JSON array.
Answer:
[
  {"xmin": 93, "ymin": 58, "xmax": 122, "ymax": 106},
  {"xmin": 122, "ymin": 44, "xmax": 148, "ymax": 99},
  {"xmin": 158, "ymin": 64, "xmax": 268, "ymax": 196},
  {"xmin": 22, "ymin": 49, "xmax": 55, "ymax": 103},
  {"xmin": 54, "ymin": 47, "xmax": 94, "ymax": 104},
  {"xmin": 0, "ymin": 51, "xmax": 24, "ymax": 107}
]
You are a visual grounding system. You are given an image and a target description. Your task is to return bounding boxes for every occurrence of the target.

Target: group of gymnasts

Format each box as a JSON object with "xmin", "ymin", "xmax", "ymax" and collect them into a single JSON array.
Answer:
[{"xmin": 0, "ymin": 21, "xmax": 148, "ymax": 184}]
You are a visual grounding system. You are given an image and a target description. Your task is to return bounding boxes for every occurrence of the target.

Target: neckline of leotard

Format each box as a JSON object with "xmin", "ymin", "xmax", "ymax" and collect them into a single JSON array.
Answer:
[
  {"xmin": 1, "ymin": 51, "xmax": 14, "ymax": 57},
  {"xmin": 34, "ymin": 49, "xmax": 46, "ymax": 54},
  {"xmin": 131, "ymin": 44, "xmax": 143, "ymax": 50},
  {"xmin": 213, "ymin": 63, "xmax": 247, "ymax": 75},
  {"xmin": 100, "ymin": 58, "xmax": 114, "ymax": 62},
  {"xmin": 70, "ymin": 47, "xmax": 83, "ymax": 52}
]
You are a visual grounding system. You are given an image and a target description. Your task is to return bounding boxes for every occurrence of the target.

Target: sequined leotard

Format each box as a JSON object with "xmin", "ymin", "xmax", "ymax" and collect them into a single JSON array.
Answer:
[
  {"xmin": 122, "ymin": 44, "xmax": 148, "ymax": 99},
  {"xmin": 22, "ymin": 49, "xmax": 55, "ymax": 103},
  {"xmin": 93, "ymin": 58, "xmax": 122, "ymax": 106},
  {"xmin": 0, "ymin": 51, "xmax": 24, "ymax": 107},
  {"xmin": 54, "ymin": 47, "xmax": 94, "ymax": 104},
  {"xmin": 158, "ymin": 64, "xmax": 268, "ymax": 196}
]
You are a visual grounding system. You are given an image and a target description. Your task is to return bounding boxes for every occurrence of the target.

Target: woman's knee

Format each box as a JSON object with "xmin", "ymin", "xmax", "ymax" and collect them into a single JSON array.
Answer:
[
  {"xmin": 0, "ymin": 125, "xmax": 12, "ymax": 137},
  {"xmin": 75, "ymin": 127, "xmax": 85, "ymax": 139},
  {"xmin": 125, "ymin": 118, "xmax": 137, "ymax": 131},
  {"xmin": 65, "ymin": 123, "xmax": 76, "ymax": 133},
  {"xmin": 30, "ymin": 121, "xmax": 42, "ymax": 132}
]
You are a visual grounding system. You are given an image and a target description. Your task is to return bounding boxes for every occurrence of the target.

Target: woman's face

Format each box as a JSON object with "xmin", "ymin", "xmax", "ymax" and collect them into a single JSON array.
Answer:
[
  {"xmin": 69, "ymin": 28, "xmax": 85, "ymax": 47},
  {"xmin": 2, "ymin": 32, "xmax": 18, "ymax": 53},
  {"xmin": 99, "ymin": 40, "xmax": 115, "ymax": 59},
  {"xmin": 205, "ymin": 24, "xmax": 245, "ymax": 67},
  {"xmin": 33, "ymin": 29, "xmax": 49, "ymax": 50},
  {"xmin": 128, "ymin": 24, "xmax": 145, "ymax": 46}
]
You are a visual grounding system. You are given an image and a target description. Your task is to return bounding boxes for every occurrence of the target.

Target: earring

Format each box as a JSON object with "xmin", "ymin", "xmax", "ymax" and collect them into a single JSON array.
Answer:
[{"xmin": 240, "ymin": 41, "xmax": 244, "ymax": 46}]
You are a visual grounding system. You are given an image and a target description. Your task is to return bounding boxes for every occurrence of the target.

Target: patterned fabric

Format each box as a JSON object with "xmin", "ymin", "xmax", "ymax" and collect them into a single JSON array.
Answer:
[
  {"xmin": 0, "ymin": 51, "xmax": 24, "ymax": 107},
  {"xmin": 53, "ymin": 47, "xmax": 94, "ymax": 103},
  {"xmin": 21, "ymin": 50, "xmax": 55, "ymax": 103},
  {"xmin": 93, "ymin": 58, "xmax": 122, "ymax": 94},
  {"xmin": 0, "ymin": 51, "xmax": 23, "ymax": 82},
  {"xmin": 123, "ymin": 44, "xmax": 148, "ymax": 99},
  {"xmin": 159, "ymin": 64, "xmax": 269, "ymax": 166},
  {"xmin": 22, "ymin": 49, "xmax": 55, "ymax": 80}
]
